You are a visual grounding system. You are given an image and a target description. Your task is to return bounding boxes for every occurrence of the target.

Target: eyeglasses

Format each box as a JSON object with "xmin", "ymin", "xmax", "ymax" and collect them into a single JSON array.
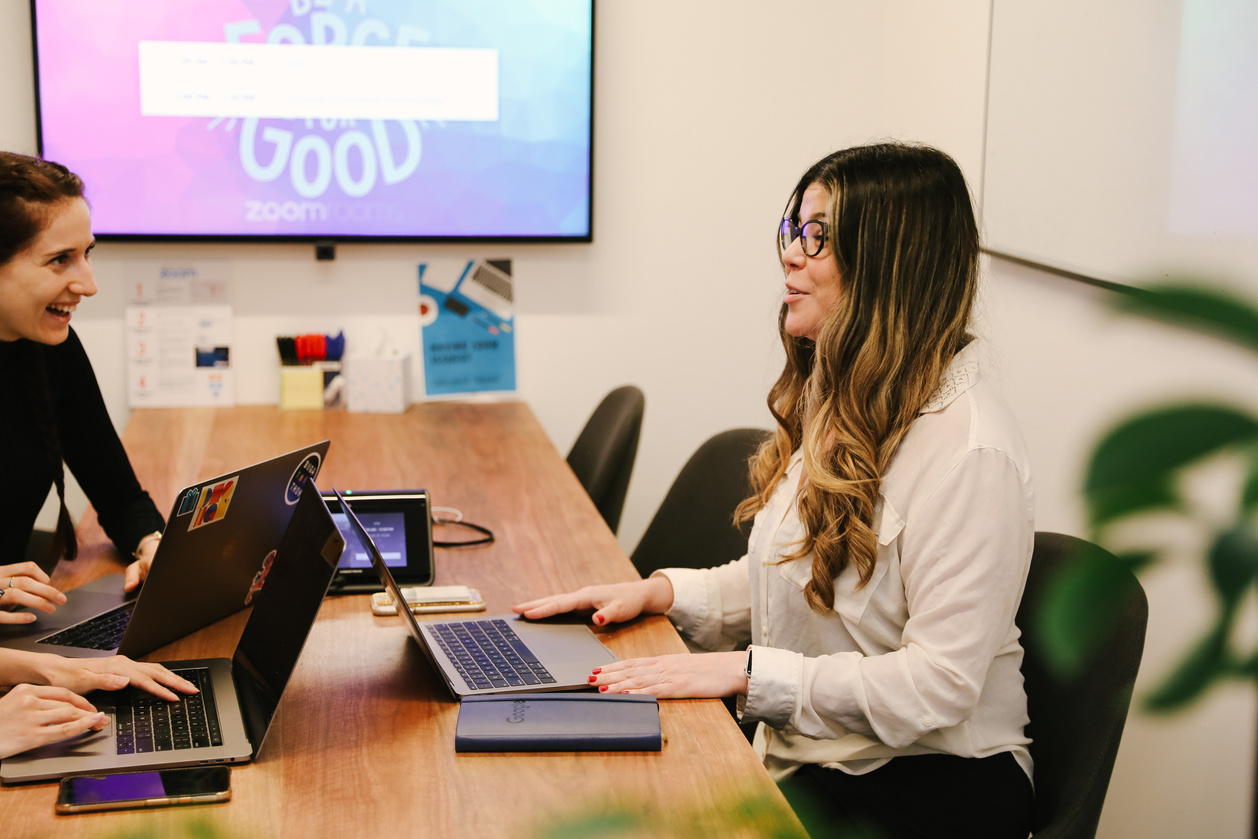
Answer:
[{"xmin": 778, "ymin": 218, "xmax": 828, "ymax": 258}]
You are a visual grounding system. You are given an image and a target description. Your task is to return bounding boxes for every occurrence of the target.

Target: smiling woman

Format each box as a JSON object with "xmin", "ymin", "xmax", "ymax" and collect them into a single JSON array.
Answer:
[
  {"xmin": 0, "ymin": 152, "xmax": 164, "ymax": 592},
  {"xmin": 0, "ymin": 152, "xmax": 202, "ymax": 764},
  {"xmin": 0, "ymin": 195, "xmax": 96, "ymax": 344}
]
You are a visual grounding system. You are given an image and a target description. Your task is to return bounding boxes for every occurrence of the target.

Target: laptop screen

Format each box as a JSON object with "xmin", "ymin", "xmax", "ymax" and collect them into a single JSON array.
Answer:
[
  {"xmin": 332, "ymin": 487, "xmax": 429, "ymax": 648},
  {"xmin": 232, "ymin": 486, "xmax": 344, "ymax": 755}
]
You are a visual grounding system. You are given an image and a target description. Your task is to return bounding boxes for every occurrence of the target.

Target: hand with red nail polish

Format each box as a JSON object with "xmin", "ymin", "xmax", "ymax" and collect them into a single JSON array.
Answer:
[
  {"xmin": 583, "ymin": 650, "xmax": 749, "ymax": 699},
  {"xmin": 512, "ymin": 576, "xmax": 674, "ymax": 627}
]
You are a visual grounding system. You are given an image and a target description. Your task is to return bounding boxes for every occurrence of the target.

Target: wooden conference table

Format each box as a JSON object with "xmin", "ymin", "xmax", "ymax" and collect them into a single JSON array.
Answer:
[{"xmin": 3, "ymin": 403, "xmax": 802, "ymax": 839}]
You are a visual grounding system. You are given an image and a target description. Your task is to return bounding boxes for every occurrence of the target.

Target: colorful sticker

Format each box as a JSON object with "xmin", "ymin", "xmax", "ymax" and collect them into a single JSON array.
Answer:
[
  {"xmin": 285, "ymin": 452, "xmax": 322, "ymax": 505},
  {"xmin": 188, "ymin": 476, "xmax": 239, "ymax": 531},
  {"xmin": 175, "ymin": 487, "xmax": 201, "ymax": 516},
  {"xmin": 245, "ymin": 550, "xmax": 276, "ymax": 605}
]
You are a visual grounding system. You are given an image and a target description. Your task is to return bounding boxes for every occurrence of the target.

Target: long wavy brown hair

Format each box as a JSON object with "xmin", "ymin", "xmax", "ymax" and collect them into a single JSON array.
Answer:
[{"xmin": 735, "ymin": 143, "xmax": 980, "ymax": 612}]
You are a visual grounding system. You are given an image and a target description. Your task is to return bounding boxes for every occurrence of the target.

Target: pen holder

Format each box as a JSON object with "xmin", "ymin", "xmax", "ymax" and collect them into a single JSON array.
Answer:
[{"xmin": 347, "ymin": 353, "xmax": 411, "ymax": 413}]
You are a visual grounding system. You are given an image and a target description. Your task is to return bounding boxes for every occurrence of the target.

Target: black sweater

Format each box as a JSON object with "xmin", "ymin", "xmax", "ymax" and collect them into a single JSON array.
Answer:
[{"xmin": 1, "ymin": 328, "xmax": 164, "ymax": 563}]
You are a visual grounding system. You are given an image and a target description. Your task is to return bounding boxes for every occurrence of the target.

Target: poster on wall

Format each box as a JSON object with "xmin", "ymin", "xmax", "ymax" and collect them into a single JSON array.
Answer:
[
  {"xmin": 417, "ymin": 260, "xmax": 516, "ymax": 398},
  {"xmin": 126, "ymin": 261, "xmax": 235, "ymax": 407}
]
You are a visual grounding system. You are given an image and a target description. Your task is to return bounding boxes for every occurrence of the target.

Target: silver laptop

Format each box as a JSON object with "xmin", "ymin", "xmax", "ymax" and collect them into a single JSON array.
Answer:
[
  {"xmin": 331, "ymin": 487, "xmax": 616, "ymax": 698},
  {"xmin": 1, "ymin": 485, "xmax": 344, "ymax": 784},
  {"xmin": 0, "ymin": 441, "xmax": 330, "ymax": 659}
]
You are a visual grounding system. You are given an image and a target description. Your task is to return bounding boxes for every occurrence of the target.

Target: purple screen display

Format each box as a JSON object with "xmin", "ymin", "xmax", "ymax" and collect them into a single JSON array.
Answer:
[{"xmin": 32, "ymin": 0, "xmax": 593, "ymax": 239}]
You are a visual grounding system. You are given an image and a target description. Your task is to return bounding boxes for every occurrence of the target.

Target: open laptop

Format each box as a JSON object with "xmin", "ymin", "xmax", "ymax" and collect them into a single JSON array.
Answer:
[
  {"xmin": 1, "ymin": 484, "xmax": 344, "ymax": 784},
  {"xmin": 332, "ymin": 487, "xmax": 616, "ymax": 698},
  {"xmin": 0, "ymin": 441, "xmax": 330, "ymax": 659}
]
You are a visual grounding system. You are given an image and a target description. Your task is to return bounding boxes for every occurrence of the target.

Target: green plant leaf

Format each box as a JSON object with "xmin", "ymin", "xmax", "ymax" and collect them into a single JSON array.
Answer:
[
  {"xmin": 1114, "ymin": 283, "xmax": 1258, "ymax": 356},
  {"xmin": 1207, "ymin": 527, "xmax": 1258, "ymax": 606},
  {"xmin": 1084, "ymin": 404, "xmax": 1258, "ymax": 528},
  {"xmin": 1240, "ymin": 447, "xmax": 1258, "ymax": 512},
  {"xmin": 1034, "ymin": 550, "xmax": 1141, "ymax": 679},
  {"xmin": 1086, "ymin": 478, "xmax": 1179, "ymax": 530},
  {"xmin": 1144, "ymin": 613, "xmax": 1235, "ymax": 712}
]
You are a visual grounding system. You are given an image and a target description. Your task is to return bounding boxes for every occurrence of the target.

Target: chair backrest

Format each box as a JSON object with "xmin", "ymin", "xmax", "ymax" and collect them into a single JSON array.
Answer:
[
  {"xmin": 566, "ymin": 385, "xmax": 645, "ymax": 534},
  {"xmin": 1018, "ymin": 532, "xmax": 1148, "ymax": 839},
  {"xmin": 631, "ymin": 428, "xmax": 770, "ymax": 577}
]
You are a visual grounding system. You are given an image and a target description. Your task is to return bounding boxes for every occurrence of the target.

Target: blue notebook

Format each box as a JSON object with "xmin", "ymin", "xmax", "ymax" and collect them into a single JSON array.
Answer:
[{"xmin": 455, "ymin": 693, "xmax": 662, "ymax": 752}]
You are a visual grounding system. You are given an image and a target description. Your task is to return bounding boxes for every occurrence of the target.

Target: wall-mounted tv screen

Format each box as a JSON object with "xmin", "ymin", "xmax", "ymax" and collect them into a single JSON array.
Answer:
[{"xmin": 30, "ymin": 0, "xmax": 593, "ymax": 242}]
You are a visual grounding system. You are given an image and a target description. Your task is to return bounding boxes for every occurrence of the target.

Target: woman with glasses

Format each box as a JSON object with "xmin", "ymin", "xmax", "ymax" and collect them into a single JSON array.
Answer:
[{"xmin": 516, "ymin": 142, "xmax": 1034, "ymax": 839}]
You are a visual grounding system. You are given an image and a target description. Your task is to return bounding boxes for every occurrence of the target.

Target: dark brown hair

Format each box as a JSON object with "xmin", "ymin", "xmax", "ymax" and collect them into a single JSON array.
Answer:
[{"xmin": 0, "ymin": 151, "xmax": 85, "ymax": 266}]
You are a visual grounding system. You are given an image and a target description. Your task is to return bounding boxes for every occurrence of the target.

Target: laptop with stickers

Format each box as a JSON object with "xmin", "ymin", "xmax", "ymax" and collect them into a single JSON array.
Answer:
[
  {"xmin": 0, "ymin": 441, "xmax": 330, "ymax": 659},
  {"xmin": 1, "ymin": 484, "xmax": 344, "ymax": 784}
]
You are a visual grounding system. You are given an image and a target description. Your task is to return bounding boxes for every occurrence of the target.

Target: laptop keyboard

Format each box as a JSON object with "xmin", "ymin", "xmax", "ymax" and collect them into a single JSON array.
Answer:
[
  {"xmin": 37, "ymin": 601, "xmax": 136, "ymax": 650},
  {"xmin": 431, "ymin": 619, "xmax": 556, "ymax": 691},
  {"xmin": 100, "ymin": 668, "xmax": 224, "ymax": 754}
]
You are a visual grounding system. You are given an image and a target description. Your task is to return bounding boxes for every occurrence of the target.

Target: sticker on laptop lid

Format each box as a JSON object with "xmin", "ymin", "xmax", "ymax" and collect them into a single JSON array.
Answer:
[
  {"xmin": 188, "ymin": 476, "xmax": 238, "ymax": 531},
  {"xmin": 245, "ymin": 549, "xmax": 276, "ymax": 605},
  {"xmin": 175, "ymin": 486, "xmax": 201, "ymax": 517},
  {"xmin": 285, "ymin": 453, "xmax": 322, "ymax": 505}
]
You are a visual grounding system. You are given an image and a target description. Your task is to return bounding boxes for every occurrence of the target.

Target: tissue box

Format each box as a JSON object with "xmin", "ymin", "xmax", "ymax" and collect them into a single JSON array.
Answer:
[
  {"xmin": 280, "ymin": 367, "xmax": 324, "ymax": 410},
  {"xmin": 347, "ymin": 354, "xmax": 411, "ymax": 413}
]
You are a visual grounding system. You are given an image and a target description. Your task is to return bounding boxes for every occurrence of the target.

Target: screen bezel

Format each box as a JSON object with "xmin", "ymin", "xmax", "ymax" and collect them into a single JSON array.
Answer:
[
  {"xmin": 323, "ymin": 490, "xmax": 435, "ymax": 590},
  {"xmin": 27, "ymin": 0, "xmax": 595, "ymax": 245}
]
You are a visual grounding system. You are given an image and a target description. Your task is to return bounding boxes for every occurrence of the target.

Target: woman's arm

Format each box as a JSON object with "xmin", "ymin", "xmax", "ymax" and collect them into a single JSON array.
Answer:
[
  {"xmin": 519, "ymin": 558, "xmax": 756, "ymax": 698},
  {"xmin": 46, "ymin": 332, "xmax": 165, "ymax": 589},
  {"xmin": 514, "ymin": 575, "xmax": 675, "ymax": 624}
]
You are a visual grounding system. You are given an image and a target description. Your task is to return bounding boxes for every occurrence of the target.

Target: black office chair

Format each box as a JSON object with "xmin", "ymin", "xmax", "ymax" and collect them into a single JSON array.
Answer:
[
  {"xmin": 630, "ymin": 427, "xmax": 770, "ymax": 577},
  {"xmin": 566, "ymin": 385, "xmax": 645, "ymax": 535},
  {"xmin": 1018, "ymin": 531, "xmax": 1148, "ymax": 839},
  {"xmin": 632, "ymin": 427, "xmax": 771, "ymax": 741}
]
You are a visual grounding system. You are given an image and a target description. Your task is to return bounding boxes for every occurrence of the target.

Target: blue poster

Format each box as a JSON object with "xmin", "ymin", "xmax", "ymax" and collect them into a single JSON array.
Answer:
[{"xmin": 418, "ymin": 260, "xmax": 516, "ymax": 397}]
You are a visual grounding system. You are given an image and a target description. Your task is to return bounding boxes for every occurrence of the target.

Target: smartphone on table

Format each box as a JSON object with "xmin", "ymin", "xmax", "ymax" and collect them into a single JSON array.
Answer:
[{"xmin": 56, "ymin": 766, "xmax": 231, "ymax": 814}]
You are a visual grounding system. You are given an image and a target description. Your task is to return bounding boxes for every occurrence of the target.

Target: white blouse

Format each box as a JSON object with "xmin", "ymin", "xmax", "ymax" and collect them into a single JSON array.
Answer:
[{"xmin": 659, "ymin": 343, "xmax": 1035, "ymax": 782}]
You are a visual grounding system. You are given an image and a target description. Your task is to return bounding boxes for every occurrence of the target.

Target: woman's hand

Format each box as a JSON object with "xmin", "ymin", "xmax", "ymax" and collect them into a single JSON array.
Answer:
[
  {"xmin": 123, "ymin": 534, "xmax": 161, "ymax": 593},
  {"xmin": 0, "ymin": 562, "xmax": 66, "ymax": 624},
  {"xmin": 33, "ymin": 654, "xmax": 198, "ymax": 702},
  {"xmin": 0, "ymin": 684, "xmax": 107, "ymax": 760},
  {"xmin": 587, "ymin": 650, "xmax": 749, "ymax": 698},
  {"xmin": 123, "ymin": 556, "xmax": 153, "ymax": 593},
  {"xmin": 513, "ymin": 576, "xmax": 675, "ymax": 626}
]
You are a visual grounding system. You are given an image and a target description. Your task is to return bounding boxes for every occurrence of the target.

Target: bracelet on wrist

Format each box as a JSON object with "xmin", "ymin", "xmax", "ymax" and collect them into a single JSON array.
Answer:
[{"xmin": 132, "ymin": 531, "xmax": 163, "ymax": 561}]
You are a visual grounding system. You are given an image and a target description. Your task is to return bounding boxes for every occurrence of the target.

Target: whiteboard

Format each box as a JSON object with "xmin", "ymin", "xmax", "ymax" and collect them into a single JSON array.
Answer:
[{"xmin": 982, "ymin": 0, "xmax": 1258, "ymax": 291}]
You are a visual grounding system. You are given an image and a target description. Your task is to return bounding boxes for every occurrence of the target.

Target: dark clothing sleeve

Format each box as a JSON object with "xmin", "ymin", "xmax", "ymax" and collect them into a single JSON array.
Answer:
[{"xmin": 0, "ymin": 329, "xmax": 164, "ymax": 562}]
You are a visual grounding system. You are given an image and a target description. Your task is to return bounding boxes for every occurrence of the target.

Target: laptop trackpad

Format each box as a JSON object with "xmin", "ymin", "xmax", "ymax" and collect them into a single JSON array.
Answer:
[{"xmin": 520, "ymin": 621, "xmax": 618, "ymax": 683}]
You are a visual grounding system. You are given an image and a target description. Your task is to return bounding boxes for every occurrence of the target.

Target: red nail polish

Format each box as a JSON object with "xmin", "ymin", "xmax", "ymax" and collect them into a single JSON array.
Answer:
[
  {"xmin": 599, "ymin": 685, "xmax": 608, "ymax": 692},
  {"xmin": 591, "ymin": 668, "xmax": 601, "ymax": 675},
  {"xmin": 594, "ymin": 614, "xmax": 605, "ymax": 625},
  {"xmin": 588, "ymin": 675, "xmax": 597, "ymax": 683}
]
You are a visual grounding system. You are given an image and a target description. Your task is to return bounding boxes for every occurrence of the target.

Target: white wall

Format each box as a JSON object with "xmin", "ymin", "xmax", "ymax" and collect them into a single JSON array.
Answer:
[{"xmin": 2, "ymin": 2, "xmax": 1252, "ymax": 835}]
